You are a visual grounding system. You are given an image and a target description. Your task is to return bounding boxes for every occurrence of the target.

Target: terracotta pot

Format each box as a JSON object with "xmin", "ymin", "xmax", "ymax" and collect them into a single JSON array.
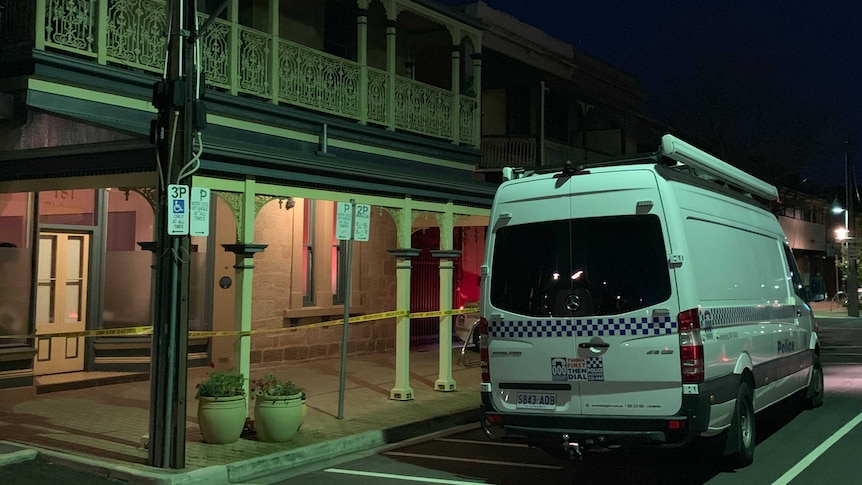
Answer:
[
  {"xmin": 254, "ymin": 393, "xmax": 303, "ymax": 442},
  {"xmin": 197, "ymin": 395, "xmax": 247, "ymax": 444}
]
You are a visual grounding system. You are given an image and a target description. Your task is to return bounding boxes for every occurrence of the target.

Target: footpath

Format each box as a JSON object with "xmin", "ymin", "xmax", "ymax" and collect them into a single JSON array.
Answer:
[{"xmin": 0, "ymin": 346, "xmax": 481, "ymax": 484}]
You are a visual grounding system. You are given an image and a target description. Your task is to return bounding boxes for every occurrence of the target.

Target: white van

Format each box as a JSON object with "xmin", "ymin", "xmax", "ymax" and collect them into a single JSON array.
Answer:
[{"xmin": 478, "ymin": 134, "xmax": 823, "ymax": 468}]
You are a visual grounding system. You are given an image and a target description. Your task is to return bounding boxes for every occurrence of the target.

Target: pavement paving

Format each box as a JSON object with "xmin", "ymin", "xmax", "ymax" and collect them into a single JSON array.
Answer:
[
  {"xmin": 0, "ymin": 303, "xmax": 856, "ymax": 485},
  {"xmin": 0, "ymin": 345, "xmax": 482, "ymax": 484}
]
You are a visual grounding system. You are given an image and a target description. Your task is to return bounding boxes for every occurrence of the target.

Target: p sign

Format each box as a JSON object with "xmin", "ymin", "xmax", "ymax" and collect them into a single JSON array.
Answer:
[
  {"xmin": 167, "ymin": 184, "xmax": 189, "ymax": 235},
  {"xmin": 335, "ymin": 202, "xmax": 372, "ymax": 241},
  {"xmin": 335, "ymin": 202, "xmax": 354, "ymax": 241},
  {"xmin": 190, "ymin": 188, "xmax": 211, "ymax": 237},
  {"xmin": 354, "ymin": 203, "xmax": 370, "ymax": 241}
]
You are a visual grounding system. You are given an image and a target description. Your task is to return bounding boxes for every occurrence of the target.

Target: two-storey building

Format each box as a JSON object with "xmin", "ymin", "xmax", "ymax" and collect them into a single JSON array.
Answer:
[
  {"xmin": 0, "ymin": 0, "xmax": 667, "ymax": 394},
  {"xmin": 0, "ymin": 0, "xmax": 496, "ymax": 395}
]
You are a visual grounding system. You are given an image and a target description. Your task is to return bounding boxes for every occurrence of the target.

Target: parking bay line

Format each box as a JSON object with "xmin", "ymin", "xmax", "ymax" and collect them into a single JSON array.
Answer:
[
  {"xmin": 435, "ymin": 437, "xmax": 529, "ymax": 447},
  {"xmin": 382, "ymin": 451, "xmax": 563, "ymax": 470},
  {"xmin": 325, "ymin": 468, "xmax": 489, "ymax": 484},
  {"xmin": 771, "ymin": 410, "xmax": 862, "ymax": 485}
]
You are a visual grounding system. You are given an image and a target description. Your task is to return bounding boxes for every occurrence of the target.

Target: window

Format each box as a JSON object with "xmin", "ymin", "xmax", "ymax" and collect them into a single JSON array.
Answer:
[
  {"xmin": 302, "ymin": 200, "xmax": 315, "ymax": 306},
  {"xmin": 39, "ymin": 190, "xmax": 95, "ymax": 226},
  {"xmin": 331, "ymin": 211, "xmax": 346, "ymax": 304},
  {"xmin": 103, "ymin": 189, "xmax": 153, "ymax": 329},
  {"xmin": 490, "ymin": 215, "xmax": 671, "ymax": 317},
  {"xmin": 0, "ymin": 192, "xmax": 33, "ymax": 346},
  {"xmin": 783, "ymin": 243, "xmax": 807, "ymax": 300}
]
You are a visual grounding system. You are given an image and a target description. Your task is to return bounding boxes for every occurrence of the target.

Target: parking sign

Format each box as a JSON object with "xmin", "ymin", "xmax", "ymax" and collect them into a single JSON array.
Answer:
[
  {"xmin": 354, "ymin": 203, "xmax": 370, "ymax": 241},
  {"xmin": 167, "ymin": 184, "xmax": 189, "ymax": 235},
  {"xmin": 190, "ymin": 187, "xmax": 211, "ymax": 237},
  {"xmin": 336, "ymin": 202, "xmax": 353, "ymax": 240}
]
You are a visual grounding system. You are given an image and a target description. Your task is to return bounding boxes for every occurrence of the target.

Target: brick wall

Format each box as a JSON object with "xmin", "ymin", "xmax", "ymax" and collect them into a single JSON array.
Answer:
[{"xmin": 249, "ymin": 202, "xmax": 398, "ymax": 364}]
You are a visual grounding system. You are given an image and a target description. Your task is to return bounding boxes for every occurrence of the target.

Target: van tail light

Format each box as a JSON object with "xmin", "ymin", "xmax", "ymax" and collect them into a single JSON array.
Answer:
[
  {"xmin": 678, "ymin": 308, "xmax": 704, "ymax": 383},
  {"xmin": 478, "ymin": 317, "xmax": 490, "ymax": 383}
]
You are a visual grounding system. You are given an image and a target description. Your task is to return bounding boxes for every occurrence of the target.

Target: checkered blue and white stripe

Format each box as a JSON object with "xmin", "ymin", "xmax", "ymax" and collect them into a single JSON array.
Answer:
[
  {"xmin": 701, "ymin": 305, "xmax": 797, "ymax": 327},
  {"xmin": 489, "ymin": 305, "xmax": 798, "ymax": 339},
  {"xmin": 490, "ymin": 316, "xmax": 676, "ymax": 338}
]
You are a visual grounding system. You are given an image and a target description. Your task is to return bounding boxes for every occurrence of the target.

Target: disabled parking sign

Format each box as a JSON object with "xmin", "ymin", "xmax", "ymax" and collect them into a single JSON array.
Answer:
[{"xmin": 167, "ymin": 184, "xmax": 189, "ymax": 235}]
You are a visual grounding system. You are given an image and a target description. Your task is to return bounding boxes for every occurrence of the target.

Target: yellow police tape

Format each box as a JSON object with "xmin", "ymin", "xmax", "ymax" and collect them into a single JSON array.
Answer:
[{"xmin": 0, "ymin": 308, "xmax": 479, "ymax": 340}]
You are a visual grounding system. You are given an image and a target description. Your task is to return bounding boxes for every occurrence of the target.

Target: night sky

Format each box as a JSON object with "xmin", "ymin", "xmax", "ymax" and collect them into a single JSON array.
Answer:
[{"xmin": 462, "ymin": 1, "xmax": 862, "ymax": 188}]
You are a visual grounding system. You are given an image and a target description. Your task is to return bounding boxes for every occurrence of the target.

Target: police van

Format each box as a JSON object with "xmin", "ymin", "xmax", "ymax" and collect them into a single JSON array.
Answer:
[{"xmin": 478, "ymin": 134, "xmax": 823, "ymax": 467}]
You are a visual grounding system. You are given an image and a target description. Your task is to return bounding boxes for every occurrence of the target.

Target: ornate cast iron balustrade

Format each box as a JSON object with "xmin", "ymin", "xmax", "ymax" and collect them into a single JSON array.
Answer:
[
  {"xmin": 367, "ymin": 68, "xmax": 388, "ymax": 125},
  {"xmin": 23, "ymin": 0, "xmax": 478, "ymax": 146},
  {"xmin": 106, "ymin": 0, "xmax": 165, "ymax": 71},
  {"xmin": 394, "ymin": 76, "xmax": 453, "ymax": 139},
  {"xmin": 279, "ymin": 41, "xmax": 360, "ymax": 119}
]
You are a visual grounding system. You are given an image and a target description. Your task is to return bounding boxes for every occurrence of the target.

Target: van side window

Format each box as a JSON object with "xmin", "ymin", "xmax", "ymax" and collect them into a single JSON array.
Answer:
[
  {"xmin": 782, "ymin": 243, "xmax": 807, "ymax": 301},
  {"xmin": 489, "ymin": 214, "xmax": 671, "ymax": 317}
]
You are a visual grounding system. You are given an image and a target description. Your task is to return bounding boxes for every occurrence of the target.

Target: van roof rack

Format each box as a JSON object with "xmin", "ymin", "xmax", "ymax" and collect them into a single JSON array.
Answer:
[
  {"xmin": 659, "ymin": 135, "xmax": 778, "ymax": 201},
  {"xmin": 501, "ymin": 134, "xmax": 778, "ymax": 202}
]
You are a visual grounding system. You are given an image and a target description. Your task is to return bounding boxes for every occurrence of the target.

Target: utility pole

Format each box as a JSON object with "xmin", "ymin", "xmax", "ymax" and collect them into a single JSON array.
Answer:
[
  {"xmin": 148, "ymin": 0, "xmax": 198, "ymax": 468},
  {"xmin": 846, "ymin": 140, "xmax": 859, "ymax": 317}
]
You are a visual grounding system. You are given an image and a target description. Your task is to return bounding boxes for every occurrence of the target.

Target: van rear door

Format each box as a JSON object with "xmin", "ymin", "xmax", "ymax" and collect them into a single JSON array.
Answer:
[{"xmin": 487, "ymin": 168, "xmax": 683, "ymax": 419}]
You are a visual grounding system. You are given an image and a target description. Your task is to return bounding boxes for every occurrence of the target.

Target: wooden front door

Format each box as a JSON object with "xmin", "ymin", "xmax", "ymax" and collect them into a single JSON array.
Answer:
[{"xmin": 34, "ymin": 232, "xmax": 89, "ymax": 375}]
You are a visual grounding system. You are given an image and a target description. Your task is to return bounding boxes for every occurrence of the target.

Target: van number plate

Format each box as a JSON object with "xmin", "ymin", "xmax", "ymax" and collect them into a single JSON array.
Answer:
[{"xmin": 516, "ymin": 393, "xmax": 556, "ymax": 409}]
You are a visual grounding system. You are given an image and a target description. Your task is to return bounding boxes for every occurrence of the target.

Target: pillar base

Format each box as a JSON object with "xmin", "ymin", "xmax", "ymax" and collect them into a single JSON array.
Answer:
[
  {"xmin": 390, "ymin": 387, "xmax": 414, "ymax": 401},
  {"xmin": 434, "ymin": 378, "xmax": 457, "ymax": 392}
]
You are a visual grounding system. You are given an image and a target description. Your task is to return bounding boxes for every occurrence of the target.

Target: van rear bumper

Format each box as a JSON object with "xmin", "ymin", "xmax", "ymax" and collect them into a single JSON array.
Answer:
[{"xmin": 480, "ymin": 390, "xmax": 713, "ymax": 448}]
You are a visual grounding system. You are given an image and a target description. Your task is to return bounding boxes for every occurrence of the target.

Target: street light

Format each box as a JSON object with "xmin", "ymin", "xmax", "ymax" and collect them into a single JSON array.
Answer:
[
  {"xmin": 833, "ymin": 199, "xmax": 848, "ymax": 241},
  {"xmin": 843, "ymin": 140, "xmax": 859, "ymax": 317},
  {"xmin": 832, "ymin": 201, "xmax": 854, "ymax": 308}
]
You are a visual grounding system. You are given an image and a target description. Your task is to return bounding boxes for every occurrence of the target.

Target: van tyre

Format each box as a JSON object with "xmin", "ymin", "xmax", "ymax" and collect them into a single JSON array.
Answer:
[
  {"xmin": 723, "ymin": 381, "xmax": 755, "ymax": 468},
  {"xmin": 802, "ymin": 355, "xmax": 824, "ymax": 409}
]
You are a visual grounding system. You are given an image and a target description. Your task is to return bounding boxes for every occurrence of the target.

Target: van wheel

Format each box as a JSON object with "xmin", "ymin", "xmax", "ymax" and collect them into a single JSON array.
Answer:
[
  {"xmin": 802, "ymin": 355, "xmax": 824, "ymax": 409},
  {"xmin": 723, "ymin": 381, "xmax": 755, "ymax": 468}
]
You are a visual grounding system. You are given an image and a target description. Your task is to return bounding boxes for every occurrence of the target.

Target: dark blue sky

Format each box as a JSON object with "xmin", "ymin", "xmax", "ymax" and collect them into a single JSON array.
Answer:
[
  {"xmin": 476, "ymin": 1, "xmax": 862, "ymax": 187},
  {"xmin": 484, "ymin": 2, "xmax": 859, "ymax": 111}
]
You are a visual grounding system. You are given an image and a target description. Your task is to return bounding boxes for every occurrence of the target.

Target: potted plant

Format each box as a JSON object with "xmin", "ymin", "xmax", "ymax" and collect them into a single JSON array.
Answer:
[
  {"xmin": 251, "ymin": 373, "xmax": 304, "ymax": 442},
  {"xmin": 195, "ymin": 365, "xmax": 247, "ymax": 444}
]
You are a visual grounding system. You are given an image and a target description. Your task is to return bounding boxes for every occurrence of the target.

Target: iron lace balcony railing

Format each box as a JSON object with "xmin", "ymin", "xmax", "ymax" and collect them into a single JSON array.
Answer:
[{"xmin": 24, "ymin": 0, "xmax": 478, "ymax": 146}]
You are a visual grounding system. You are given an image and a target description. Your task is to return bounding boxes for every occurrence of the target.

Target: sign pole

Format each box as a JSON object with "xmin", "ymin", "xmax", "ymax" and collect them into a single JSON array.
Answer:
[
  {"xmin": 149, "ymin": 0, "xmax": 195, "ymax": 468},
  {"xmin": 337, "ymin": 238, "xmax": 354, "ymax": 419},
  {"xmin": 334, "ymin": 200, "xmax": 370, "ymax": 419},
  {"xmin": 337, "ymin": 200, "xmax": 355, "ymax": 419},
  {"xmin": 847, "ymin": 140, "xmax": 859, "ymax": 317}
]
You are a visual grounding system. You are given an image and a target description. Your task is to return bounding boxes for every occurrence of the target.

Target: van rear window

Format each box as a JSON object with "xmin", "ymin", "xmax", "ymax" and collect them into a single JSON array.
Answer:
[{"xmin": 490, "ymin": 215, "xmax": 671, "ymax": 317}]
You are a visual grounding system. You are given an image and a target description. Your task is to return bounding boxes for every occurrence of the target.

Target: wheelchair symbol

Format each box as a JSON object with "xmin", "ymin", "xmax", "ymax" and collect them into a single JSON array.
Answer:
[{"xmin": 173, "ymin": 200, "xmax": 185, "ymax": 213}]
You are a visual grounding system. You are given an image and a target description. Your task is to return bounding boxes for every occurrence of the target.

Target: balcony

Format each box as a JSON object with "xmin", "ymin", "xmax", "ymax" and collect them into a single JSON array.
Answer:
[
  {"xmin": 4, "ymin": 0, "xmax": 480, "ymax": 147},
  {"xmin": 480, "ymin": 131, "xmax": 622, "ymax": 170}
]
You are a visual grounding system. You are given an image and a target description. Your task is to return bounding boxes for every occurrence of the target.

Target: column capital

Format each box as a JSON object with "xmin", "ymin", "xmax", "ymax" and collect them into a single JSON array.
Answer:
[
  {"xmin": 222, "ymin": 243, "xmax": 268, "ymax": 257},
  {"xmin": 388, "ymin": 248, "xmax": 422, "ymax": 258},
  {"xmin": 430, "ymin": 249, "xmax": 462, "ymax": 259},
  {"xmin": 137, "ymin": 241, "xmax": 157, "ymax": 252}
]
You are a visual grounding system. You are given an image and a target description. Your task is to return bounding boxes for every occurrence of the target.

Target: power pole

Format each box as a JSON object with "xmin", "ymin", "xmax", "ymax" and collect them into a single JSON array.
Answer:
[
  {"xmin": 846, "ymin": 140, "xmax": 859, "ymax": 317},
  {"xmin": 148, "ymin": 0, "xmax": 197, "ymax": 468}
]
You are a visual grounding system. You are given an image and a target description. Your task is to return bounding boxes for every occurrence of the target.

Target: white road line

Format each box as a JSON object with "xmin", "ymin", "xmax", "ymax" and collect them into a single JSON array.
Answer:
[
  {"xmin": 772, "ymin": 410, "xmax": 862, "ymax": 485},
  {"xmin": 435, "ymin": 437, "xmax": 528, "ymax": 447},
  {"xmin": 383, "ymin": 451, "xmax": 563, "ymax": 470},
  {"xmin": 324, "ymin": 468, "xmax": 488, "ymax": 484}
]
